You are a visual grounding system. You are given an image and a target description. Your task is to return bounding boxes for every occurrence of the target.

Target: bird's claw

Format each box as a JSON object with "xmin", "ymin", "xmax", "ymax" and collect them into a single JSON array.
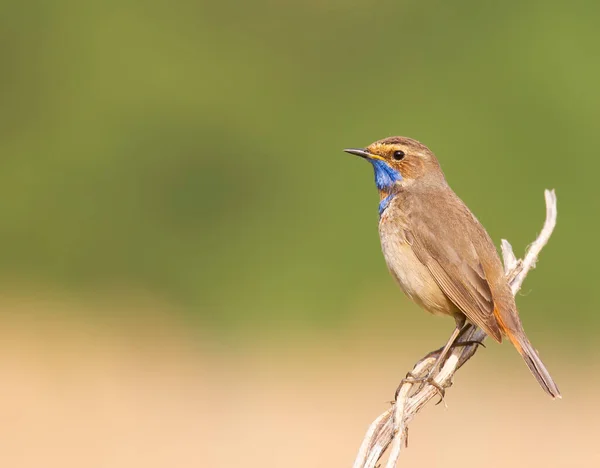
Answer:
[
  {"xmin": 453, "ymin": 339, "xmax": 486, "ymax": 349},
  {"xmin": 395, "ymin": 371, "xmax": 447, "ymax": 404},
  {"xmin": 423, "ymin": 339, "xmax": 486, "ymax": 362}
]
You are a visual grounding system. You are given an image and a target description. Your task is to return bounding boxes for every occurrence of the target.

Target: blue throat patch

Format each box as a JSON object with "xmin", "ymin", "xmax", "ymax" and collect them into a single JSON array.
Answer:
[
  {"xmin": 379, "ymin": 194, "xmax": 395, "ymax": 216},
  {"xmin": 370, "ymin": 160, "xmax": 402, "ymax": 216},
  {"xmin": 370, "ymin": 159, "xmax": 402, "ymax": 191}
]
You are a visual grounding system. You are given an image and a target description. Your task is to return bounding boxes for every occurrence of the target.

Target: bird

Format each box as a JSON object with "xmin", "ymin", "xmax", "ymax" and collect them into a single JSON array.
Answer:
[{"xmin": 344, "ymin": 136, "xmax": 561, "ymax": 399}]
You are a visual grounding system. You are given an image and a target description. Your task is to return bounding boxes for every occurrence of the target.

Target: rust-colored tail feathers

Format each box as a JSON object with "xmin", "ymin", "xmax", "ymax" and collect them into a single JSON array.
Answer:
[
  {"xmin": 507, "ymin": 330, "xmax": 561, "ymax": 399},
  {"xmin": 494, "ymin": 305, "xmax": 561, "ymax": 399}
]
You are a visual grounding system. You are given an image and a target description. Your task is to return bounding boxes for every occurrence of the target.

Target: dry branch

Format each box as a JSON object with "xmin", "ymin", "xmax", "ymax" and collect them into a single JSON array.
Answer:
[{"xmin": 353, "ymin": 189, "xmax": 558, "ymax": 468}]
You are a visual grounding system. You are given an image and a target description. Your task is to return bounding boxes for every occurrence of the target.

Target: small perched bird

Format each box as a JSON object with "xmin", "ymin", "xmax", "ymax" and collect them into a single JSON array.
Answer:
[{"xmin": 345, "ymin": 137, "xmax": 560, "ymax": 398}]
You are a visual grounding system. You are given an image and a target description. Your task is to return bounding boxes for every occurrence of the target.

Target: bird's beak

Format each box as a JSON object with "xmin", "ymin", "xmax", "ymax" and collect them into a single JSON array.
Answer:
[
  {"xmin": 344, "ymin": 148, "xmax": 371, "ymax": 158},
  {"xmin": 344, "ymin": 148, "xmax": 385, "ymax": 162}
]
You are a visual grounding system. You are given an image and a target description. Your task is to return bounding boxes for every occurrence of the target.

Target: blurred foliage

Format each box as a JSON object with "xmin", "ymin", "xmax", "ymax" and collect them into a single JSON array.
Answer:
[{"xmin": 0, "ymin": 0, "xmax": 598, "ymax": 339}]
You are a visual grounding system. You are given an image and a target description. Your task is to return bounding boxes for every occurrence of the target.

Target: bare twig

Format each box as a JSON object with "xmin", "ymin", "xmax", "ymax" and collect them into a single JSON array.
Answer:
[{"xmin": 352, "ymin": 189, "xmax": 557, "ymax": 468}]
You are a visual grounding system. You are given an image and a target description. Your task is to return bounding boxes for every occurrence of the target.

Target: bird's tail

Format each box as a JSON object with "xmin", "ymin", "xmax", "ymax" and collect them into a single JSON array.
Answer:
[{"xmin": 508, "ymin": 331, "xmax": 561, "ymax": 399}]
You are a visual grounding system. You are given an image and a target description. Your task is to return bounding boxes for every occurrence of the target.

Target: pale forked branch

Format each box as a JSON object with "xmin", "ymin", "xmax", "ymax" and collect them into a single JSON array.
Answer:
[{"xmin": 352, "ymin": 189, "xmax": 558, "ymax": 468}]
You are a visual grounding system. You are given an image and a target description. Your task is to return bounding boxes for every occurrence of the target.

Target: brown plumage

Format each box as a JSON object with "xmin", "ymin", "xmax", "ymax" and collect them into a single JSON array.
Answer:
[{"xmin": 345, "ymin": 136, "xmax": 561, "ymax": 399}]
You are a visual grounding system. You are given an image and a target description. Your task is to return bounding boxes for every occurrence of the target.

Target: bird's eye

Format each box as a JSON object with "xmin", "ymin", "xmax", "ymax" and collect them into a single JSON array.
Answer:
[{"xmin": 393, "ymin": 150, "xmax": 405, "ymax": 161}]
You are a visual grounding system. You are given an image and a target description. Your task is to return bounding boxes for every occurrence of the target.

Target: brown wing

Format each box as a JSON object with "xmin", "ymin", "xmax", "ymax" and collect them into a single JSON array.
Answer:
[{"xmin": 406, "ymin": 195, "xmax": 503, "ymax": 342}]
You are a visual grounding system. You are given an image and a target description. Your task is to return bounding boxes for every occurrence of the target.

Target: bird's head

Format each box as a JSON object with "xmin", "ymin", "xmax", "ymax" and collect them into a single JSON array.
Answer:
[{"xmin": 344, "ymin": 136, "xmax": 443, "ymax": 195}]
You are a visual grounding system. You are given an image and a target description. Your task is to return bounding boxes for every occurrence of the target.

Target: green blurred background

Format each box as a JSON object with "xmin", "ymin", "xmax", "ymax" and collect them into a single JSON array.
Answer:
[
  {"xmin": 2, "ymin": 0, "xmax": 597, "ymax": 342},
  {"xmin": 1, "ymin": 1, "xmax": 599, "ymax": 467}
]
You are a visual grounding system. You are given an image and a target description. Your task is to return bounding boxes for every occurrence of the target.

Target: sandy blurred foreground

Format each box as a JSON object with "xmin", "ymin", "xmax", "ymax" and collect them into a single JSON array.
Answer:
[{"xmin": 0, "ymin": 305, "xmax": 597, "ymax": 468}]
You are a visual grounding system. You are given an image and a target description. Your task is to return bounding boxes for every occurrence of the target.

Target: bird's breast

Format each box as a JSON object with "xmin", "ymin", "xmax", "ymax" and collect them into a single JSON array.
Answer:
[{"xmin": 378, "ymin": 211, "xmax": 457, "ymax": 317}]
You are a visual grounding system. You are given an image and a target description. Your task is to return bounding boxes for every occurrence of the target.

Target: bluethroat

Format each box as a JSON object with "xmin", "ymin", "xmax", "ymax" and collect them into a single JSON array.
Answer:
[{"xmin": 345, "ymin": 137, "xmax": 560, "ymax": 399}]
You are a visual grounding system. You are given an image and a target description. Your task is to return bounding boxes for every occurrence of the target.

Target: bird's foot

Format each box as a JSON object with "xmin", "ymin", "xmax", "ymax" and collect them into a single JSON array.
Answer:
[
  {"xmin": 452, "ymin": 339, "xmax": 486, "ymax": 349},
  {"xmin": 395, "ymin": 371, "xmax": 447, "ymax": 405},
  {"xmin": 422, "ymin": 339, "xmax": 485, "ymax": 362}
]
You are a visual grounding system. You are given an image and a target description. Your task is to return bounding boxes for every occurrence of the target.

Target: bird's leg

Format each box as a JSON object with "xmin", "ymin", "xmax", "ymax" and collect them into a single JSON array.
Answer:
[
  {"xmin": 426, "ymin": 319, "xmax": 466, "ymax": 377},
  {"xmin": 397, "ymin": 318, "xmax": 466, "ymax": 402},
  {"xmin": 423, "ymin": 324, "xmax": 485, "ymax": 361},
  {"xmin": 453, "ymin": 322, "xmax": 486, "ymax": 348}
]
